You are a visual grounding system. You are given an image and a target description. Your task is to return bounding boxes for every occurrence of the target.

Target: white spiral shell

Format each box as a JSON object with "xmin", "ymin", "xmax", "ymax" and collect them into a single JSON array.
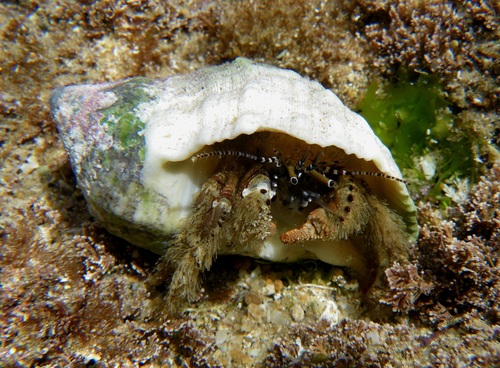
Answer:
[{"xmin": 51, "ymin": 57, "xmax": 417, "ymax": 269}]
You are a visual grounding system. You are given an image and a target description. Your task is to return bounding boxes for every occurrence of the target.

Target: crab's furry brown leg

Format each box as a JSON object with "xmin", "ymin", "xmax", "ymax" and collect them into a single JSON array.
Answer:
[
  {"xmin": 150, "ymin": 161, "xmax": 243, "ymax": 306},
  {"xmin": 223, "ymin": 167, "xmax": 274, "ymax": 253},
  {"xmin": 344, "ymin": 190, "xmax": 409, "ymax": 292},
  {"xmin": 363, "ymin": 194, "xmax": 409, "ymax": 273}
]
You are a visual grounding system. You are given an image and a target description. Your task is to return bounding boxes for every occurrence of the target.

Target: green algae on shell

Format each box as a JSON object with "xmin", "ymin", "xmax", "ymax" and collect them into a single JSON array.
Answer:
[
  {"xmin": 51, "ymin": 58, "xmax": 418, "ymax": 290},
  {"xmin": 51, "ymin": 77, "xmax": 172, "ymax": 252}
]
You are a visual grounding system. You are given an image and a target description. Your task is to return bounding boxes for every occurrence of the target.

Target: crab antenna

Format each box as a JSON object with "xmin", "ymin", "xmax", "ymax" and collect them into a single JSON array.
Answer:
[
  {"xmin": 327, "ymin": 168, "xmax": 408, "ymax": 184},
  {"xmin": 192, "ymin": 150, "xmax": 282, "ymax": 167},
  {"xmin": 295, "ymin": 155, "xmax": 308, "ymax": 171}
]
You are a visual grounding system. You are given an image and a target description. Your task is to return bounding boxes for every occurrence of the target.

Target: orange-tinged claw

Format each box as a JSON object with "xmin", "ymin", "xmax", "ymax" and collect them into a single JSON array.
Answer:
[{"xmin": 280, "ymin": 208, "xmax": 332, "ymax": 244}]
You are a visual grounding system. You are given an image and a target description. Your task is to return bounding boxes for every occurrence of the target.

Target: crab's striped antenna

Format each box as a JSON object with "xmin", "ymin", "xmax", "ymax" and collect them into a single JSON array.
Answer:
[
  {"xmin": 192, "ymin": 150, "xmax": 282, "ymax": 167},
  {"xmin": 192, "ymin": 150, "xmax": 408, "ymax": 185},
  {"xmin": 313, "ymin": 166, "xmax": 408, "ymax": 186},
  {"xmin": 331, "ymin": 168, "xmax": 407, "ymax": 184}
]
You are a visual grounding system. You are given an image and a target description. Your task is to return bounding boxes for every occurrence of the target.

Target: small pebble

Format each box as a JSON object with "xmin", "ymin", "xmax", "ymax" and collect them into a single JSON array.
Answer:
[
  {"xmin": 291, "ymin": 304, "xmax": 305, "ymax": 322},
  {"xmin": 262, "ymin": 284, "xmax": 275, "ymax": 297},
  {"xmin": 270, "ymin": 309, "xmax": 287, "ymax": 325},
  {"xmin": 247, "ymin": 303, "xmax": 266, "ymax": 322},
  {"xmin": 274, "ymin": 279, "xmax": 284, "ymax": 293},
  {"xmin": 244, "ymin": 290, "xmax": 263, "ymax": 305},
  {"xmin": 216, "ymin": 330, "xmax": 229, "ymax": 346},
  {"xmin": 366, "ymin": 329, "xmax": 383, "ymax": 345}
]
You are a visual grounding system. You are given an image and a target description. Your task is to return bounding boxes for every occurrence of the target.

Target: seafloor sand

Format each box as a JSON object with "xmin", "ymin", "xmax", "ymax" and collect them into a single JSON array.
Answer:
[{"xmin": 1, "ymin": 1, "xmax": 498, "ymax": 366}]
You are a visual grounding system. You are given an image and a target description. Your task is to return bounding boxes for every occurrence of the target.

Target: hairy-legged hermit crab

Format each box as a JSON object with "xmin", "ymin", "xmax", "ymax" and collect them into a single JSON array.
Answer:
[{"xmin": 51, "ymin": 58, "xmax": 418, "ymax": 306}]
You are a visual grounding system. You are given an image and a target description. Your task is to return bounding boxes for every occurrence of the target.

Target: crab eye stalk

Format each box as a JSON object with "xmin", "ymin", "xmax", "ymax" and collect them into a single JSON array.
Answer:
[{"xmin": 286, "ymin": 164, "xmax": 299, "ymax": 185}]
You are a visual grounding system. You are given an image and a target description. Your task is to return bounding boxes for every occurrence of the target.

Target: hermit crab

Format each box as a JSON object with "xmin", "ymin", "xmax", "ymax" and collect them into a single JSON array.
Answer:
[{"xmin": 51, "ymin": 58, "xmax": 418, "ymax": 306}]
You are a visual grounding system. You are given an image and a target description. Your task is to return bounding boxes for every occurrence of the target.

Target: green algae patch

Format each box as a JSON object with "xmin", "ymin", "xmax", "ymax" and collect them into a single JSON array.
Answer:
[
  {"xmin": 99, "ymin": 78, "xmax": 155, "ymax": 149},
  {"xmin": 358, "ymin": 74, "xmax": 450, "ymax": 167},
  {"xmin": 358, "ymin": 73, "xmax": 478, "ymax": 205}
]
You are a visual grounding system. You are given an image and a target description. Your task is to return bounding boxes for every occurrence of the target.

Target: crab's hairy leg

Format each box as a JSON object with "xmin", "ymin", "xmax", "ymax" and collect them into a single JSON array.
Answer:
[
  {"xmin": 149, "ymin": 170, "xmax": 226, "ymax": 302},
  {"xmin": 349, "ymin": 194, "xmax": 410, "ymax": 292},
  {"xmin": 161, "ymin": 239, "xmax": 201, "ymax": 304},
  {"xmin": 364, "ymin": 195, "xmax": 410, "ymax": 272},
  {"xmin": 281, "ymin": 176, "xmax": 409, "ymax": 292},
  {"xmin": 194, "ymin": 169, "xmax": 239, "ymax": 270},
  {"xmin": 225, "ymin": 168, "xmax": 274, "ymax": 251},
  {"xmin": 151, "ymin": 163, "xmax": 243, "ymax": 304}
]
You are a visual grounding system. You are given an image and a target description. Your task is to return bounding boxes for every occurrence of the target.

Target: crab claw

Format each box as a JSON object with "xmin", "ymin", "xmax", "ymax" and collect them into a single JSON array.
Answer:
[
  {"xmin": 280, "ymin": 176, "xmax": 411, "ymax": 294},
  {"xmin": 281, "ymin": 177, "xmax": 372, "ymax": 244},
  {"xmin": 280, "ymin": 207, "xmax": 333, "ymax": 243}
]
